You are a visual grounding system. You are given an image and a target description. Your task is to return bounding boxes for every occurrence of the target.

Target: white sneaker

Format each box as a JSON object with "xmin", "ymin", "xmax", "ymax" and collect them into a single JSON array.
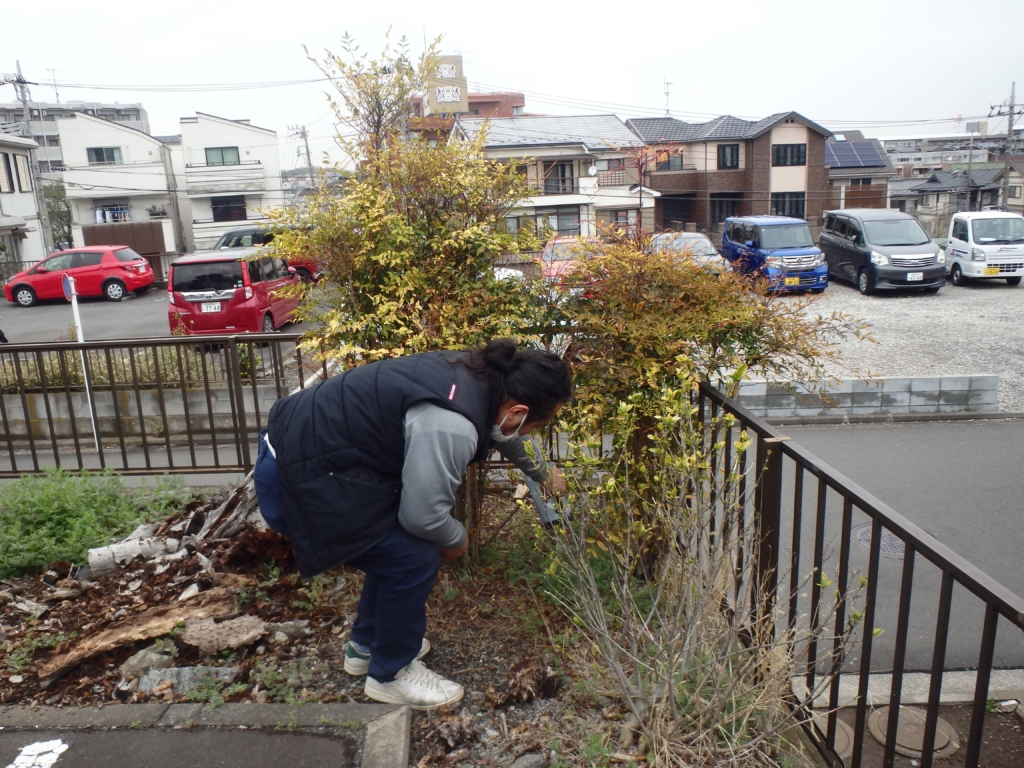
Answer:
[
  {"xmin": 363, "ymin": 659, "xmax": 464, "ymax": 710},
  {"xmin": 343, "ymin": 637, "xmax": 431, "ymax": 676}
]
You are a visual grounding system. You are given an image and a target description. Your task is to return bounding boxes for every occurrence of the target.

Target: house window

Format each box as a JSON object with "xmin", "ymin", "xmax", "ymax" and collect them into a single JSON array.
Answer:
[
  {"xmin": 710, "ymin": 193, "xmax": 740, "ymax": 225},
  {"xmin": 1010, "ymin": 186, "xmax": 1022, "ymax": 199},
  {"xmin": 469, "ymin": 109, "xmax": 480, "ymax": 116},
  {"xmin": 771, "ymin": 144, "xmax": 807, "ymax": 167},
  {"xmin": 512, "ymin": 106, "xmax": 524, "ymax": 116},
  {"xmin": 14, "ymin": 155, "xmax": 32, "ymax": 192},
  {"xmin": 211, "ymin": 195, "xmax": 247, "ymax": 223},
  {"xmin": 505, "ymin": 216, "xmax": 520, "ymax": 234},
  {"xmin": 542, "ymin": 162, "xmax": 576, "ymax": 194},
  {"xmin": 95, "ymin": 202, "xmax": 131, "ymax": 223},
  {"xmin": 717, "ymin": 144, "xmax": 739, "ymax": 169},
  {"xmin": 849, "ymin": 178, "xmax": 873, "ymax": 186},
  {"xmin": 205, "ymin": 147, "xmax": 241, "ymax": 166},
  {"xmin": 0, "ymin": 153, "xmax": 13, "ymax": 193},
  {"xmin": 770, "ymin": 192, "xmax": 806, "ymax": 219},
  {"xmin": 87, "ymin": 147, "xmax": 122, "ymax": 165},
  {"xmin": 534, "ymin": 205, "xmax": 581, "ymax": 236},
  {"xmin": 920, "ymin": 194, "xmax": 931, "ymax": 206},
  {"xmin": 656, "ymin": 151, "xmax": 684, "ymax": 171}
]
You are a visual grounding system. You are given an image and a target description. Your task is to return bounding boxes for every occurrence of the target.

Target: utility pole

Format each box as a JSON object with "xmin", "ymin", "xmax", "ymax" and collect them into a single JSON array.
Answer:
[
  {"xmin": 289, "ymin": 125, "xmax": 315, "ymax": 189},
  {"xmin": 991, "ymin": 82, "xmax": 1020, "ymax": 210},
  {"xmin": 1, "ymin": 62, "xmax": 54, "ymax": 254}
]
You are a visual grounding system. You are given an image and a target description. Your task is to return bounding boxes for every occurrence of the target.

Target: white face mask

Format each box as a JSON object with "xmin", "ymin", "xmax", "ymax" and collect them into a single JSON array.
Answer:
[{"xmin": 490, "ymin": 409, "xmax": 528, "ymax": 443}]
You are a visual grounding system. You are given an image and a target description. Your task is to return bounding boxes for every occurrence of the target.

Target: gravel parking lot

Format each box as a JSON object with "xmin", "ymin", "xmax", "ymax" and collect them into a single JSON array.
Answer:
[{"xmin": 809, "ymin": 277, "xmax": 1024, "ymax": 411}]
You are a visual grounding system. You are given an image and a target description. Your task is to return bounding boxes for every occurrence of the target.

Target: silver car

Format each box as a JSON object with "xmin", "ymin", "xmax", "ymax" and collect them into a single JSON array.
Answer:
[{"xmin": 649, "ymin": 232, "xmax": 728, "ymax": 274}]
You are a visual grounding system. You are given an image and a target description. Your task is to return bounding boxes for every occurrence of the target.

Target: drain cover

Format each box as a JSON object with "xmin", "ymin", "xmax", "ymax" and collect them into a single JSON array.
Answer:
[
  {"xmin": 854, "ymin": 523, "xmax": 906, "ymax": 559},
  {"xmin": 867, "ymin": 706, "xmax": 960, "ymax": 758},
  {"xmin": 812, "ymin": 716, "xmax": 854, "ymax": 761}
]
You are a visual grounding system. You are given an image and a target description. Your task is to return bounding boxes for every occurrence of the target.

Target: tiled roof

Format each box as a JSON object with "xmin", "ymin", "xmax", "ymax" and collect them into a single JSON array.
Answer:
[
  {"xmin": 456, "ymin": 114, "xmax": 644, "ymax": 149},
  {"xmin": 626, "ymin": 111, "xmax": 830, "ymax": 144},
  {"xmin": 918, "ymin": 168, "xmax": 1003, "ymax": 191}
]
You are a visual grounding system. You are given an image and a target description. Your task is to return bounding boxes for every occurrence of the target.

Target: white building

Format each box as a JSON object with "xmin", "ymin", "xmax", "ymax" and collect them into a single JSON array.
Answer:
[
  {"xmin": 0, "ymin": 101, "xmax": 149, "ymax": 176},
  {"xmin": 55, "ymin": 111, "xmax": 284, "ymax": 271},
  {"xmin": 453, "ymin": 115, "xmax": 653, "ymax": 241},
  {"xmin": 0, "ymin": 133, "xmax": 46, "ymax": 264},
  {"xmin": 178, "ymin": 113, "xmax": 283, "ymax": 251}
]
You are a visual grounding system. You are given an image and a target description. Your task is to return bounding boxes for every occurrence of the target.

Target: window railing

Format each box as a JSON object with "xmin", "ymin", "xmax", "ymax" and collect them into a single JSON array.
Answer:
[
  {"xmin": 185, "ymin": 160, "xmax": 263, "ymax": 169},
  {"xmin": 537, "ymin": 177, "xmax": 579, "ymax": 195}
]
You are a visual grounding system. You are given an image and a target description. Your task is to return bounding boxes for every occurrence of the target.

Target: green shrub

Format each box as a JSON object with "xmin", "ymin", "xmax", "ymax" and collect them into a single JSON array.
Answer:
[{"xmin": 0, "ymin": 468, "xmax": 192, "ymax": 577}]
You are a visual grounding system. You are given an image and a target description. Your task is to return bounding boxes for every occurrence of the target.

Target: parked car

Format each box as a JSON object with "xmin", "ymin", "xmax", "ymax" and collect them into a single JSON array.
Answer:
[
  {"xmin": 3, "ymin": 246, "xmax": 155, "ymax": 307},
  {"xmin": 649, "ymin": 231, "xmax": 727, "ymax": 274},
  {"xmin": 208, "ymin": 225, "xmax": 321, "ymax": 282},
  {"xmin": 167, "ymin": 249, "xmax": 301, "ymax": 335},
  {"xmin": 721, "ymin": 216, "xmax": 827, "ymax": 293},
  {"xmin": 536, "ymin": 236, "xmax": 602, "ymax": 283},
  {"xmin": 819, "ymin": 209, "xmax": 943, "ymax": 295},
  {"xmin": 944, "ymin": 211, "xmax": 1024, "ymax": 286}
]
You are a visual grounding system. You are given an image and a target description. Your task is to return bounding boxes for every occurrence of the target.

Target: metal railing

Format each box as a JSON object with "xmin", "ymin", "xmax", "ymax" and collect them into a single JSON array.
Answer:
[
  {"xmin": 696, "ymin": 382, "xmax": 1024, "ymax": 768},
  {"xmin": 0, "ymin": 333, "xmax": 327, "ymax": 476},
  {"xmin": 537, "ymin": 177, "xmax": 579, "ymax": 195}
]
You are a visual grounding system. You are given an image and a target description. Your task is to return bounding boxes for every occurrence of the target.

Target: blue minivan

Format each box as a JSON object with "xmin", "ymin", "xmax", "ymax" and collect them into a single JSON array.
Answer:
[{"xmin": 721, "ymin": 215, "xmax": 828, "ymax": 293}]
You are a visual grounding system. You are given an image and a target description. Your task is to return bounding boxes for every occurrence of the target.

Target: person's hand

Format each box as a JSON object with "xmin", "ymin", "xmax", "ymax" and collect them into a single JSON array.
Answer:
[
  {"xmin": 440, "ymin": 538, "xmax": 468, "ymax": 562},
  {"xmin": 542, "ymin": 466, "xmax": 567, "ymax": 496}
]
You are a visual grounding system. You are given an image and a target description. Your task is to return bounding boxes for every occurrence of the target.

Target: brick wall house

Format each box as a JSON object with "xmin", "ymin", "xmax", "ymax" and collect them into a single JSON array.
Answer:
[{"xmin": 626, "ymin": 112, "xmax": 831, "ymax": 234}]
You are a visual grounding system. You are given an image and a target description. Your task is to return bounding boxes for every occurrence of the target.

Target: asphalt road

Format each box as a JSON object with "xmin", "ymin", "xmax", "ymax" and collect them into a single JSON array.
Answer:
[
  {"xmin": 784, "ymin": 419, "xmax": 1024, "ymax": 671},
  {"xmin": 0, "ymin": 290, "xmax": 306, "ymax": 343}
]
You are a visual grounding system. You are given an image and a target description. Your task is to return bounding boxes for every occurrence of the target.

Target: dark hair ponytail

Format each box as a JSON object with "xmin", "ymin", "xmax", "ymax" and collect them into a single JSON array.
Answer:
[{"xmin": 461, "ymin": 338, "xmax": 573, "ymax": 421}]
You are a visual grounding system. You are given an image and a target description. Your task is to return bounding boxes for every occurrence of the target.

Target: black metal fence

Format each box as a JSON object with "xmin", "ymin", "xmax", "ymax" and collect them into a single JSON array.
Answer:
[
  {"xmin": 0, "ymin": 332, "xmax": 326, "ymax": 476},
  {"xmin": 696, "ymin": 382, "xmax": 1024, "ymax": 768}
]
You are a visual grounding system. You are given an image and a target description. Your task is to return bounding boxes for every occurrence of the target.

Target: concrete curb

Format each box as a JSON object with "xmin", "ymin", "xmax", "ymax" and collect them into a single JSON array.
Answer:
[
  {"xmin": 767, "ymin": 410, "xmax": 1024, "ymax": 427},
  {"xmin": 361, "ymin": 706, "xmax": 411, "ymax": 768},
  {"xmin": 0, "ymin": 702, "xmax": 409, "ymax": 767}
]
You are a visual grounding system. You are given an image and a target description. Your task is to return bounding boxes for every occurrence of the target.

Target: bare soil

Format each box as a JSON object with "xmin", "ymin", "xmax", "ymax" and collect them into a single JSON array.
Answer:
[{"xmin": 1, "ymin": 493, "xmax": 591, "ymax": 766}]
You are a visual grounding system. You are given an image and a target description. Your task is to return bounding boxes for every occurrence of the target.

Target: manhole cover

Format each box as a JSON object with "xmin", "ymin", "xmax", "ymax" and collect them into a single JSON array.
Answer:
[
  {"xmin": 812, "ymin": 716, "xmax": 854, "ymax": 761},
  {"xmin": 853, "ymin": 523, "xmax": 906, "ymax": 559},
  {"xmin": 868, "ymin": 706, "xmax": 960, "ymax": 759}
]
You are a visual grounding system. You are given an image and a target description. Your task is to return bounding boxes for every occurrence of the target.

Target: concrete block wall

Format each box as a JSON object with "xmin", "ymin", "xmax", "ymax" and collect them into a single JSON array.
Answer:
[{"xmin": 731, "ymin": 376, "xmax": 999, "ymax": 419}]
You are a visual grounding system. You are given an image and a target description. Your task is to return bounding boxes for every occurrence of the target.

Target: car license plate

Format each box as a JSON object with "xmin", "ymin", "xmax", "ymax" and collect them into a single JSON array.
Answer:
[
  {"xmin": 784, "ymin": 277, "xmax": 800, "ymax": 286},
  {"xmin": 906, "ymin": 272, "xmax": 923, "ymax": 281},
  {"xmin": 201, "ymin": 302, "xmax": 222, "ymax": 313},
  {"xmin": 984, "ymin": 267, "xmax": 1000, "ymax": 276}
]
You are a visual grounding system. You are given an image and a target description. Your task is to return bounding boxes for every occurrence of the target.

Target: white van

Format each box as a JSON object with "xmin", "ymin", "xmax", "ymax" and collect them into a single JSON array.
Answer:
[{"xmin": 945, "ymin": 211, "xmax": 1024, "ymax": 286}]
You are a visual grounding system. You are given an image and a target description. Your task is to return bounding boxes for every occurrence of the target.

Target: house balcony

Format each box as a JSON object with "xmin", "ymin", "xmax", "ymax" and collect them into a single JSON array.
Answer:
[
  {"xmin": 534, "ymin": 177, "xmax": 580, "ymax": 195},
  {"xmin": 184, "ymin": 161, "xmax": 267, "ymax": 197}
]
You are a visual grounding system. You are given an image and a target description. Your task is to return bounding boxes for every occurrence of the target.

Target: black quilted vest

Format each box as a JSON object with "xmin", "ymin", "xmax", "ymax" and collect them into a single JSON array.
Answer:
[{"xmin": 267, "ymin": 351, "xmax": 492, "ymax": 578}]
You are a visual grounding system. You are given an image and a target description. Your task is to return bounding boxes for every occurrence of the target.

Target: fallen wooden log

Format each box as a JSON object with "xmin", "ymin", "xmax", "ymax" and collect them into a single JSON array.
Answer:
[
  {"xmin": 38, "ymin": 587, "xmax": 238, "ymax": 686},
  {"xmin": 88, "ymin": 537, "xmax": 181, "ymax": 577}
]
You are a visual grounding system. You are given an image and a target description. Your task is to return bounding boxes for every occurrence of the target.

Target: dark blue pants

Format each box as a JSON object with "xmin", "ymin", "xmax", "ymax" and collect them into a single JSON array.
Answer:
[
  {"xmin": 252, "ymin": 431, "xmax": 440, "ymax": 683},
  {"xmin": 254, "ymin": 431, "xmax": 290, "ymax": 537},
  {"xmin": 347, "ymin": 525, "xmax": 441, "ymax": 682}
]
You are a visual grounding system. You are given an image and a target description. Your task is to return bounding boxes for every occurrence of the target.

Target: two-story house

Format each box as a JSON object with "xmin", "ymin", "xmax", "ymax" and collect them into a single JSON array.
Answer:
[
  {"xmin": 453, "ymin": 114, "xmax": 653, "ymax": 242},
  {"xmin": 625, "ymin": 112, "xmax": 831, "ymax": 233},
  {"xmin": 56, "ymin": 112, "xmax": 284, "ymax": 270},
  {"xmin": 0, "ymin": 133, "xmax": 46, "ymax": 265},
  {"xmin": 824, "ymin": 132, "xmax": 897, "ymax": 210},
  {"xmin": 179, "ymin": 113, "xmax": 283, "ymax": 250}
]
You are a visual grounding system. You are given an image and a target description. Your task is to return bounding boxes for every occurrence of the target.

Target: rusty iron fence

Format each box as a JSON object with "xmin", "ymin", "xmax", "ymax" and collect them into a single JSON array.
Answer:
[
  {"xmin": 697, "ymin": 382, "xmax": 1024, "ymax": 768},
  {"xmin": 0, "ymin": 332, "xmax": 325, "ymax": 476}
]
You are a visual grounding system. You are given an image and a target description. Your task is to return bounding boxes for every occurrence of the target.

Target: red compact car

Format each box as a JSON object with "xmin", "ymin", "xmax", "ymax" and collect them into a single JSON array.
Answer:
[
  {"xmin": 4, "ymin": 246, "xmax": 155, "ymax": 306},
  {"xmin": 167, "ymin": 249, "xmax": 301, "ymax": 335}
]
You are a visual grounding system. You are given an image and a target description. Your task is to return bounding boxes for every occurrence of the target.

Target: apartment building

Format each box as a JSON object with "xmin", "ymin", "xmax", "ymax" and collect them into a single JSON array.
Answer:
[
  {"xmin": 453, "ymin": 114, "xmax": 652, "ymax": 241},
  {"xmin": 0, "ymin": 133, "xmax": 46, "ymax": 263},
  {"xmin": 0, "ymin": 101, "xmax": 149, "ymax": 175},
  {"xmin": 626, "ymin": 112, "xmax": 831, "ymax": 232}
]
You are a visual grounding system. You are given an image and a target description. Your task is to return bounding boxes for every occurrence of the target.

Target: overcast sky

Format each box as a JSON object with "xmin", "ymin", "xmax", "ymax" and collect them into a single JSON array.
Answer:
[{"xmin": 4, "ymin": 0, "xmax": 1022, "ymax": 172}]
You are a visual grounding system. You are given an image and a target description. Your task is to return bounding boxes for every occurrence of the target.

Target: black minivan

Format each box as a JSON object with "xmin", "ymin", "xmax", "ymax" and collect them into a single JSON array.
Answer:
[{"xmin": 819, "ymin": 209, "xmax": 945, "ymax": 295}]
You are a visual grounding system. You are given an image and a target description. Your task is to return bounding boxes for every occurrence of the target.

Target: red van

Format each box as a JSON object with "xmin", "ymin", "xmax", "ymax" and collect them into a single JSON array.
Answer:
[{"xmin": 167, "ymin": 249, "xmax": 301, "ymax": 335}]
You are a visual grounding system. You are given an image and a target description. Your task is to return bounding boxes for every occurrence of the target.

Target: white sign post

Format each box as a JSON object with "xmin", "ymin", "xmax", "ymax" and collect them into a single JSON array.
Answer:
[{"xmin": 63, "ymin": 274, "xmax": 100, "ymax": 452}]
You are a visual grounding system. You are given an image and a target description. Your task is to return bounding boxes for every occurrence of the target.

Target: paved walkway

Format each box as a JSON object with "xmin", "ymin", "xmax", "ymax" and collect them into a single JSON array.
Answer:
[{"xmin": 0, "ymin": 703, "xmax": 409, "ymax": 768}]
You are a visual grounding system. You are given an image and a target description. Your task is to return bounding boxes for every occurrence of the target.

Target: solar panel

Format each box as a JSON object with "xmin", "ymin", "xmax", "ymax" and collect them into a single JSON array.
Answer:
[{"xmin": 826, "ymin": 141, "xmax": 886, "ymax": 168}]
